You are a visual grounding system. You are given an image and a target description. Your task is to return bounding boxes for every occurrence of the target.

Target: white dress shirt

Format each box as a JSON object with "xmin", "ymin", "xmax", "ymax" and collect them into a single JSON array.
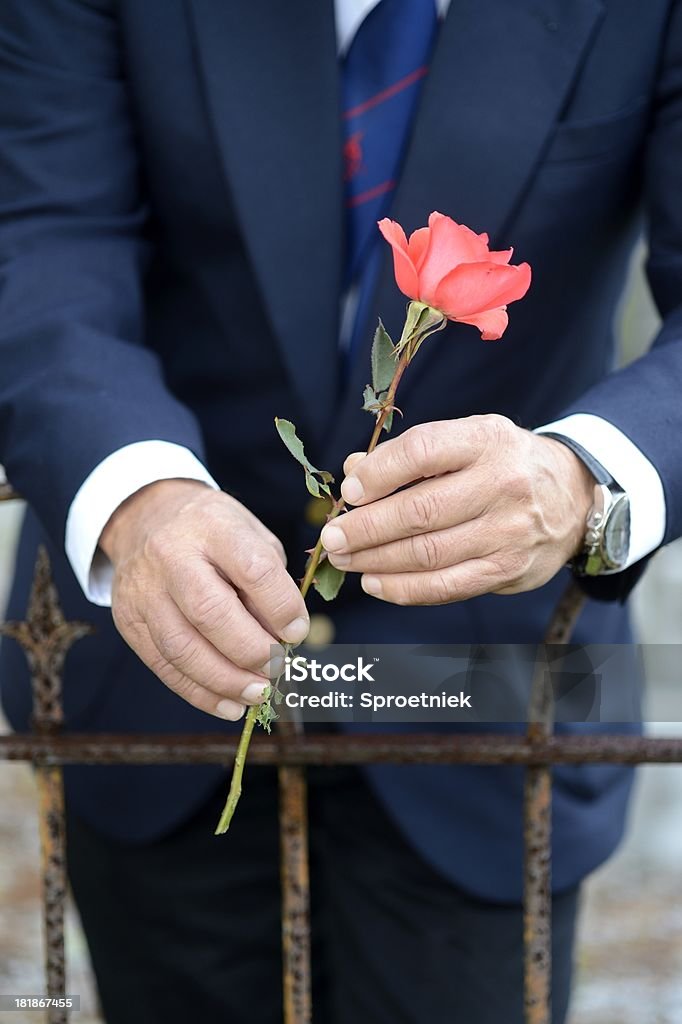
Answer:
[{"xmin": 65, "ymin": 0, "xmax": 666, "ymax": 604}]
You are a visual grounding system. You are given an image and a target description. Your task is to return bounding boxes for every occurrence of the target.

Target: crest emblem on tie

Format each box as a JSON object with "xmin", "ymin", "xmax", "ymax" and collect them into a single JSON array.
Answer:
[{"xmin": 343, "ymin": 131, "xmax": 364, "ymax": 180}]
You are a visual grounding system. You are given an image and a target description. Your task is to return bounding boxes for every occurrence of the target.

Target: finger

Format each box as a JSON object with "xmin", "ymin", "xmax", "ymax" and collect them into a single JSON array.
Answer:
[
  {"xmin": 359, "ymin": 559, "xmax": 504, "ymax": 606},
  {"xmin": 206, "ymin": 533, "xmax": 309, "ymax": 646},
  {"xmin": 144, "ymin": 595, "xmax": 274, "ymax": 705},
  {"xmin": 118, "ymin": 618, "xmax": 252, "ymax": 721},
  {"xmin": 340, "ymin": 421, "xmax": 480, "ymax": 506},
  {"xmin": 321, "ymin": 471, "xmax": 488, "ymax": 556},
  {"xmin": 254, "ymin": 521, "xmax": 289, "ymax": 567},
  {"xmin": 230, "ymin": 497, "xmax": 290, "ymax": 564},
  {"xmin": 168, "ymin": 561, "xmax": 283, "ymax": 674},
  {"xmin": 342, "ymin": 451, "xmax": 367, "ymax": 476},
  {"xmin": 327, "ymin": 521, "xmax": 492, "ymax": 574}
]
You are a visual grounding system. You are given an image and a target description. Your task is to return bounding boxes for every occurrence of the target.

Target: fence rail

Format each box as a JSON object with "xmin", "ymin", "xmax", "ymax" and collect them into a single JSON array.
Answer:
[
  {"xmin": 1, "ymin": 486, "xmax": 680, "ymax": 1024},
  {"xmin": 3, "ymin": 732, "xmax": 682, "ymax": 766}
]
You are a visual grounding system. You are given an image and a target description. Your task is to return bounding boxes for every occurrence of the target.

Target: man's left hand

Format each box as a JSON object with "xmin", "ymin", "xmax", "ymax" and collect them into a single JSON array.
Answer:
[{"xmin": 321, "ymin": 416, "xmax": 595, "ymax": 605}]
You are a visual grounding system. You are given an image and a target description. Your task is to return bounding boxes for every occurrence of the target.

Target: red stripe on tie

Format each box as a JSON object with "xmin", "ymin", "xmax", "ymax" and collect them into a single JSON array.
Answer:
[
  {"xmin": 344, "ymin": 66, "xmax": 429, "ymax": 120},
  {"xmin": 346, "ymin": 179, "xmax": 395, "ymax": 208}
]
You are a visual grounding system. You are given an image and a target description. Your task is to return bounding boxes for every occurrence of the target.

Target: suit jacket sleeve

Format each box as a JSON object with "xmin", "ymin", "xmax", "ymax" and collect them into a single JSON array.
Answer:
[
  {"xmin": 0, "ymin": 0, "xmax": 207, "ymax": 548},
  {"xmin": 553, "ymin": 3, "xmax": 682, "ymax": 602}
]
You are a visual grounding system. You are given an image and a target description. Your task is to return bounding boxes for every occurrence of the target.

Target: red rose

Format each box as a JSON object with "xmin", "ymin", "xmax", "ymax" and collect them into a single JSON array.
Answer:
[{"xmin": 378, "ymin": 212, "xmax": 532, "ymax": 340}]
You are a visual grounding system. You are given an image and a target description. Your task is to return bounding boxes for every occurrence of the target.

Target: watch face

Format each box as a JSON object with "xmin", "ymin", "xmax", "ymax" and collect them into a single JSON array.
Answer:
[{"xmin": 603, "ymin": 496, "xmax": 630, "ymax": 568}]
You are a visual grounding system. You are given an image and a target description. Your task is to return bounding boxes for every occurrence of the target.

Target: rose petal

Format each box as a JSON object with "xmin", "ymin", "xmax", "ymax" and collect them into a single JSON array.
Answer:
[
  {"xmin": 418, "ymin": 212, "xmax": 495, "ymax": 302},
  {"xmin": 432, "ymin": 261, "xmax": 532, "ymax": 319},
  {"xmin": 455, "ymin": 307, "xmax": 509, "ymax": 340},
  {"xmin": 407, "ymin": 226, "xmax": 431, "ymax": 272},
  {"xmin": 487, "ymin": 247, "xmax": 513, "ymax": 265},
  {"xmin": 378, "ymin": 218, "xmax": 419, "ymax": 300}
]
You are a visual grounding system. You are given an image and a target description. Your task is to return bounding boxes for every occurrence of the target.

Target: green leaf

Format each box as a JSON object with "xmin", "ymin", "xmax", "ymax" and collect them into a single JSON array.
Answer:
[
  {"xmin": 382, "ymin": 410, "xmax": 394, "ymax": 434},
  {"xmin": 307, "ymin": 474, "xmax": 332, "ymax": 498},
  {"xmin": 305, "ymin": 470, "xmax": 321, "ymax": 497},
  {"xmin": 256, "ymin": 701, "xmax": 279, "ymax": 733},
  {"xmin": 362, "ymin": 384, "xmax": 381, "ymax": 413},
  {"xmin": 275, "ymin": 417, "xmax": 310, "ymax": 469},
  {"xmin": 253, "ymin": 685, "xmax": 278, "ymax": 733},
  {"xmin": 371, "ymin": 320, "xmax": 396, "ymax": 394},
  {"xmin": 313, "ymin": 558, "xmax": 346, "ymax": 601},
  {"xmin": 275, "ymin": 417, "xmax": 335, "ymax": 496}
]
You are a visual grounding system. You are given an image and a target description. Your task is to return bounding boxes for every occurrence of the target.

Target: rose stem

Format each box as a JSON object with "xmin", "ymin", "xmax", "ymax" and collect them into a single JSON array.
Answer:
[
  {"xmin": 299, "ymin": 502, "xmax": 344, "ymax": 598},
  {"xmin": 366, "ymin": 347, "xmax": 411, "ymax": 453},
  {"xmin": 214, "ymin": 698, "xmax": 258, "ymax": 833},
  {"xmin": 214, "ymin": 501, "xmax": 343, "ymax": 834},
  {"xmin": 215, "ymin": 344, "xmax": 413, "ymax": 834}
]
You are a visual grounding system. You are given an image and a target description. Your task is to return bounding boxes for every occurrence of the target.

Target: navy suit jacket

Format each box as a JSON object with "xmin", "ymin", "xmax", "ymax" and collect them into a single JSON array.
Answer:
[{"xmin": 1, "ymin": 0, "xmax": 681, "ymax": 900}]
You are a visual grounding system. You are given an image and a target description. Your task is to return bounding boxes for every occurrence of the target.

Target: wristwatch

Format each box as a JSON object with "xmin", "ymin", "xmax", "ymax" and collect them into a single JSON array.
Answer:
[
  {"xmin": 573, "ymin": 480, "xmax": 631, "ymax": 575},
  {"xmin": 540, "ymin": 432, "xmax": 631, "ymax": 576}
]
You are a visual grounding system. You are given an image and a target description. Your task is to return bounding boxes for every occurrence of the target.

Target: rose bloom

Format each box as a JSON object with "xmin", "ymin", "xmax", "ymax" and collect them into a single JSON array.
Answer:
[{"xmin": 379, "ymin": 212, "xmax": 532, "ymax": 339}]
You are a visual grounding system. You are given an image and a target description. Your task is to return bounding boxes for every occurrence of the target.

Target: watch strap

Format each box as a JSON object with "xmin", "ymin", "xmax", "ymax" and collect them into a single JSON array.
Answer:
[
  {"xmin": 539, "ymin": 432, "xmax": 612, "ymax": 486},
  {"xmin": 540, "ymin": 433, "xmax": 630, "ymax": 575}
]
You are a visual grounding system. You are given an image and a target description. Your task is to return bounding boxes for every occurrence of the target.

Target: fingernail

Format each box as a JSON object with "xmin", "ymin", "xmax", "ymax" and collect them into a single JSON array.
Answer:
[
  {"xmin": 341, "ymin": 475, "xmax": 364, "ymax": 505},
  {"xmin": 240, "ymin": 682, "xmax": 270, "ymax": 704},
  {"xmin": 362, "ymin": 575, "xmax": 383, "ymax": 597},
  {"xmin": 329, "ymin": 552, "xmax": 351, "ymax": 568},
  {"xmin": 260, "ymin": 654, "xmax": 285, "ymax": 678},
  {"xmin": 281, "ymin": 616, "xmax": 309, "ymax": 644},
  {"xmin": 344, "ymin": 451, "xmax": 367, "ymax": 474},
  {"xmin": 321, "ymin": 524, "xmax": 347, "ymax": 553},
  {"xmin": 215, "ymin": 699, "xmax": 246, "ymax": 721}
]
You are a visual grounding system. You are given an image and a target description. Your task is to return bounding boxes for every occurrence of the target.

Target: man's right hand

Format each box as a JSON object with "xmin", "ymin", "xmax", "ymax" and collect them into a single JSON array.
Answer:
[{"xmin": 99, "ymin": 480, "xmax": 309, "ymax": 721}]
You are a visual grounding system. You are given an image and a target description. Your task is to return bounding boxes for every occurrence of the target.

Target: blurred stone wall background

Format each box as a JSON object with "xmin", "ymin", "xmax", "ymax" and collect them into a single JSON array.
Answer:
[{"xmin": 1, "ymin": 244, "xmax": 681, "ymax": 1023}]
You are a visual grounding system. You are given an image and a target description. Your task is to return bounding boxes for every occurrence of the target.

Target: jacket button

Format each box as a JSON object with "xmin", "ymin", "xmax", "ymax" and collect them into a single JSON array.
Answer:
[
  {"xmin": 304, "ymin": 495, "xmax": 333, "ymax": 526},
  {"xmin": 307, "ymin": 614, "xmax": 335, "ymax": 647}
]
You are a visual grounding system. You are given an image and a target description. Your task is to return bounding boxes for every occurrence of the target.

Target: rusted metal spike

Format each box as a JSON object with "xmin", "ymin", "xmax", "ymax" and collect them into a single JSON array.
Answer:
[
  {"xmin": 0, "ymin": 546, "xmax": 93, "ymax": 732},
  {"xmin": 1, "ymin": 546, "xmax": 93, "ymax": 1023},
  {"xmin": 0, "ymin": 544, "xmax": 93, "ymax": 658}
]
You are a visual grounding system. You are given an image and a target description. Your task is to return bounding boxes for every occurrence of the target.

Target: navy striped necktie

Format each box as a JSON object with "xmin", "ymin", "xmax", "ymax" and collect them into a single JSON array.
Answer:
[{"xmin": 342, "ymin": 0, "xmax": 438, "ymax": 319}]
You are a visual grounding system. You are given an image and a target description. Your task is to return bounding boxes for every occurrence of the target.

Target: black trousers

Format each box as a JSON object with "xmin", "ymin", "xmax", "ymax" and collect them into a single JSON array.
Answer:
[{"xmin": 66, "ymin": 766, "xmax": 578, "ymax": 1024}]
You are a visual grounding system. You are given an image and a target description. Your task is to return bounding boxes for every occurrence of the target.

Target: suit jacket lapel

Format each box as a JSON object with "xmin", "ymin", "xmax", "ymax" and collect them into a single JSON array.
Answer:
[
  {"xmin": 187, "ymin": 0, "xmax": 343, "ymax": 442},
  {"xmin": 327, "ymin": 0, "xmax": 605, "ymax": 462}
]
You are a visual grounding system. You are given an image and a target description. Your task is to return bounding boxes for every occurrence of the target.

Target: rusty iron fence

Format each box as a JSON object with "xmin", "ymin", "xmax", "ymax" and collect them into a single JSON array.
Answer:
[{"xmin": 2, "ymin": 486, "xmax": 682, "ymax": 1024}]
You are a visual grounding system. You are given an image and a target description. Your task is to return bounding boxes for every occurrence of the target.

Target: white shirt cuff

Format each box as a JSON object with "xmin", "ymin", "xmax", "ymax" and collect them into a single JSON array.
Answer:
[
  {"xmin": 65, "ymin": 441, "xmax": 219, "ymax": 606},
  {"xmin": 535, "ymin": 413, "xmax": 667, "ymax": 570}
]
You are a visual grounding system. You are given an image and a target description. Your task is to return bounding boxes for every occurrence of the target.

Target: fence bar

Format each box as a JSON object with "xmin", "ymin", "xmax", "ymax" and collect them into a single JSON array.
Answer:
[
  {"xmin": 35, "ymin": 767, "xmax": 68, "ymax": 1024},
  {"xmin": 277, "ymin": 706, "xmax": 312, "ymax": 1024},
  {"xmin": 1, "ymin": 547, "xmax": 92, "ymax": 1024},
  {"xmin": 523, "ymin": 759, "xmax": 552, "ymax": 1024},
  {"xmin": 279, "ymin": 766, "xmax": 312, "ymax": 1024},
  {"xmin": 524, "ymin": 581, "xmax": 587, "ymax": 1024},
  {"xmin": 1, "ymin": 731, "xmax": 681, "ymax": 765},
  {"xmin": 1, "ymin": 539, "xmax": 674, "ymax": 1024}
]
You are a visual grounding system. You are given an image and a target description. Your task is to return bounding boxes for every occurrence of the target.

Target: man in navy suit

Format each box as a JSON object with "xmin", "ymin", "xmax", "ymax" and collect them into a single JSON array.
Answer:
[{"xmin": 1, "ymin": 1, "xmax": 681, "ymax": 1021}]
